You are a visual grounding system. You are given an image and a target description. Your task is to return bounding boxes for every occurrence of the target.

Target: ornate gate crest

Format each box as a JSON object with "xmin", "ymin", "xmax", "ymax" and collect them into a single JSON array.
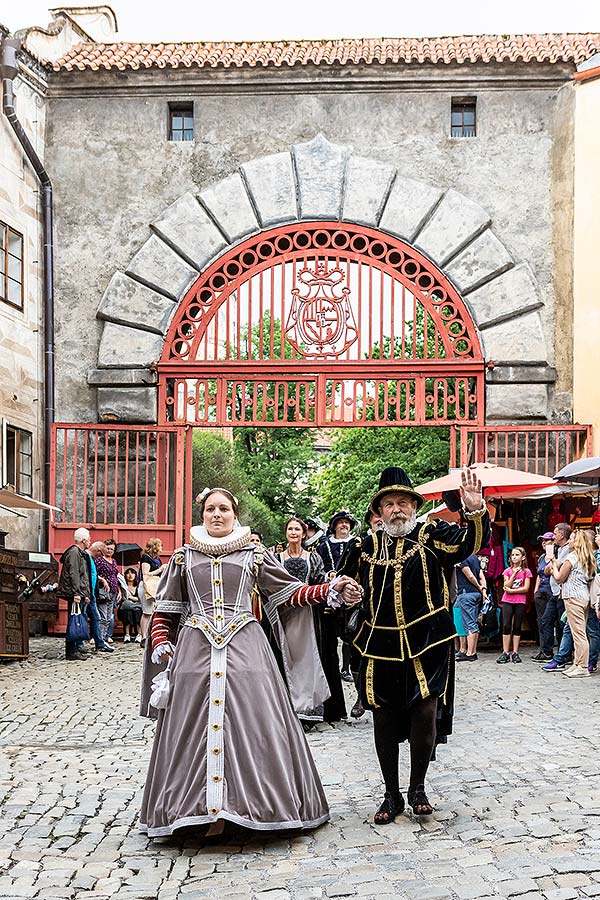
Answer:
[{"xmin": 285, "ymin": 263, "xmax": 358, "ymax": 358}]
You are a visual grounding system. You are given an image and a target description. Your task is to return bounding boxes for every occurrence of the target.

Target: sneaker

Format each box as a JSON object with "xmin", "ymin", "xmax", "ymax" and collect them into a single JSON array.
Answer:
[
  {"xmin": 564, "ymin": 665, "xmax": 591, "ymax": 678},
  {"xmin": 531, "ymin": 650, "xmax": 553, "ymax": 661},
  {"xmin": 542, "ymin": 660, "xmax": 565, "ymax": 671},
  {"xmin": 65, "ymin": 652, "xmax": 87, "ymax": 661},
  {"xmin": 123, "ymin": 634, "xmax": 131, "ymax": 643},
  {"xmin": 135, "ymin": 634, "xmax": 143, "ymax": 644},
  {"xmin": 455, "ymin": 651, "xmax": 467, "ymax": 661},
  {"xmin": 97, "ymin": 644, "xmax": 114, "ymax": 653},
  {"xmin": 511, "ymin": 652, "xmax": 522, "ymax": 664},
  {"xmin": 589, "ymin": 665, "xmax": 597, "ymax": 674},
  {"xmin": 496, "ymin": 652, "xmax": 511, "ymax": 664},
  {"xmin": 106, "ymin": 637, "xmax": 114, "ymax": 644},
  {"xmin": 464, "ymin": 654, "xmax": 478, "ymax": 661}
]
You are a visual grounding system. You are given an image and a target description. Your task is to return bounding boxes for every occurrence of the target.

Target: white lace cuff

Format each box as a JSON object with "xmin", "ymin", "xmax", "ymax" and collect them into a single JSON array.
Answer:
[
  {"xmin": 151, "ymin": 641, "xmax": 175, "ymax": 664},
  {"xmin": 462, "ymin": 501, "xmax": 487, "ymax": 517}
]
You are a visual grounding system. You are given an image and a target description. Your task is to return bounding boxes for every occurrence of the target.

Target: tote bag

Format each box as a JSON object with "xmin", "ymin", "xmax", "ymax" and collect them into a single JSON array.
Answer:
[{"xmin": 66, "ymin": 601, "xmax": 90, "ymax": 643}]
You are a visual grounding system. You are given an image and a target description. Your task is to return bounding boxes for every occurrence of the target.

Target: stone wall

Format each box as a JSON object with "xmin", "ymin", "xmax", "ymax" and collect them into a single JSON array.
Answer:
[
  {"xmin": 44, "ymin": 61, "xmax": 576, "ymax": 425},
  {"xmin": 0, "ymin": 66, "xmax": 47, "ymax": 550}
]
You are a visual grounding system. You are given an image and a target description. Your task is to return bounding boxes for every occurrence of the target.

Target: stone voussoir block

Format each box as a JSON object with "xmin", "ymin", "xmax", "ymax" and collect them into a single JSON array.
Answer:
[
  {"xmin": 415, "ymin": 188, "xmax": 491, "ymax": 265},
  {"xmin": 241, "ymin": 152, "xmax": 297, "ymax": 226},
  {"xmin": 445, "ymin": 229, "xmax": 513, "ymax": 294},
  {"xmin": 199, "ymin": 172, "xmax": 259, "ymax": 243},
  {"xmin": 293, "ymin": 133, "xmax": 350, "ymax": 220},
  {"xmin": 97, "ymin": 386, "xmax": 157, "ymax": 424},
  {"xmin": 152, "ymin": 192, "xmax": 226, "ymax": 271},
  {"xmin": 479, "ymin": 310, "xmax": 548, "ymax": 364},
  {"xmin": 379, "ymin": 175, "xmax": 443, "ymax": 242},
  {"xmin": 126, "ymin": 233, "xmax": 198, "ymax": 301},
  {"xmin": 465, "ymin": 262, "xmax": 542, "ymax": 328},
  {"xmin": 342, "ymin": 155, "xmax": 396, "ymax": 227},
  {"xmin": 97, "ymin": 272, "xmax": 176, "ymax": 335},
  {"xmin": 98, "ymin": 322, "xmax": 164, "ymax": 369}
]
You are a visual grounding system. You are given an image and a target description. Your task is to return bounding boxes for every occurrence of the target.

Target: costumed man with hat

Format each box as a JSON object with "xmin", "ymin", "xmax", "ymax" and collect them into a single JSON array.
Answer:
[{"xmin": 338, "ymin": 465, "xmax": 489, "ymax": 822}]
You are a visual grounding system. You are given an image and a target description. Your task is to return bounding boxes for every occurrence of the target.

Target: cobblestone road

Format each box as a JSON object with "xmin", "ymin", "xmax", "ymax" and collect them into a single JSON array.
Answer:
[{"xmin": 1, "ymin": 638, "xmax": 600, "ymax": 900}]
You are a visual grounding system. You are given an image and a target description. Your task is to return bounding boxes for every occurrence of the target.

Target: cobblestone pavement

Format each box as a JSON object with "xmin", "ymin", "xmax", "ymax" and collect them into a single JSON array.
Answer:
[{"xmin": 1, "ymin": 638, "xmax": 600, "ymax": 900}]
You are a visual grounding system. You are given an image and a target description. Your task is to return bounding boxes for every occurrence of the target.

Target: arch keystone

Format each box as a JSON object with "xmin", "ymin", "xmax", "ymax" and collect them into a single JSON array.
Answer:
[{"xmin": 293, "ymin": 133, "xmax": 350, "ymax": 220}]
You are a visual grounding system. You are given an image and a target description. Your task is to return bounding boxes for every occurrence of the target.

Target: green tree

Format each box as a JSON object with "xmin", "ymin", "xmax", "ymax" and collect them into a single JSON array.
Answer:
[{"xmin": 313, "ymin": 426, "xmax": 450, "ymax": 522}]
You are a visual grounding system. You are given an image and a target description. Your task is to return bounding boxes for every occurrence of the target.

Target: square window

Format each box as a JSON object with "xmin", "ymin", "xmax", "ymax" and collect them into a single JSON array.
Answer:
[
  {"xmin": 0, "ymin": 222, "xmax": 24, "ymax": 310},
  {"xmin": 169, "ymin": 104, "xmax": 194, "ymax": 142},
  {"xmin": 450, "ymin": 98, "xmax": 477, "ymax": 138}
]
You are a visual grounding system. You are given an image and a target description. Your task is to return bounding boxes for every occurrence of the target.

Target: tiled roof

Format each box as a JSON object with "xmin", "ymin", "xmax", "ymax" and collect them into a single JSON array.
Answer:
[{"xmin": 51, "ymin": 33, "xmax": 600, "ymax": 71}]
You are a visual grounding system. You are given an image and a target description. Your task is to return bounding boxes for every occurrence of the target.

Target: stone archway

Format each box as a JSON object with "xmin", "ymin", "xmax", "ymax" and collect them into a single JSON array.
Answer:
[{"xmin": 92, "ymin": 134, "xmax": 554, "ymax": 423}]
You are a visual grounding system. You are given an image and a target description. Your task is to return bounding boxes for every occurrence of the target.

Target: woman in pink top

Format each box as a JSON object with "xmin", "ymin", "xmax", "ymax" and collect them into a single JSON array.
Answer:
[{"xmin": 497, "ymin": 547, "xmax": 532, "ymax": 665}]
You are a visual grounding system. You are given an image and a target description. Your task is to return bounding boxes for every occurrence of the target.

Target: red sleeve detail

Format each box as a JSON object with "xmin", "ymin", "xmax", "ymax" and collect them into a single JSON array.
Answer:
[
  {"xmin": 151, "ymin": 612, "xmax": 177, "ymax": 650},
  {"xmin": 287, "ymin": 582, "xmax": 329, "ymax": 608}
]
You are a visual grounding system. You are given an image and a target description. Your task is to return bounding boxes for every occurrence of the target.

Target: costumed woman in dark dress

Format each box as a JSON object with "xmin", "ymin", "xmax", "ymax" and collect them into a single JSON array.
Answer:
[
  {"xmin": 139, "ymin": 488, "xmax": 360, "ymax": 837},
  {"xmin": 277, "ymin": 516, "xmax": 347, "ymax": 724}
]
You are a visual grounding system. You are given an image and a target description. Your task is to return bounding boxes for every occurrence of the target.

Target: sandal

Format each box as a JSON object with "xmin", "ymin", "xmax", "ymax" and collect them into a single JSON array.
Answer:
[
  {"xmin": 373, "ymin": 791, "xmax": 404, "ymax": 825},
  {"xmin": 407, "ymin": 785, "xmax": 434, "ymax": 816}
]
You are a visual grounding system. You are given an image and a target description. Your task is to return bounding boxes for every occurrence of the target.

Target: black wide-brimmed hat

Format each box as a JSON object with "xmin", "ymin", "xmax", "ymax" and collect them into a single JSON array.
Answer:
[
  {"xmin": 370, "ymin": 466, "xmax": 425, "ymax": 513},
  {"xmin": 327, "ymin": 510, "xmax": 358, "ymax": 535}
]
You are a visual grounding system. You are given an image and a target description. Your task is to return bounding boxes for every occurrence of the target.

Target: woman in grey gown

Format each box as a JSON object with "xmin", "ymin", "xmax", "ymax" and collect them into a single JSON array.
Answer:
[{"xmin": 139, "ymin": 488, "xmax": 358, "ymax": 837}]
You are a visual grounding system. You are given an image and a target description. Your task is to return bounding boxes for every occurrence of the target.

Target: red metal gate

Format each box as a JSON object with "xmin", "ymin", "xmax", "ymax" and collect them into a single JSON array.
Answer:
[{"xmin": 159, "ymin": 222, "xmax": 485, "ymax": 428}]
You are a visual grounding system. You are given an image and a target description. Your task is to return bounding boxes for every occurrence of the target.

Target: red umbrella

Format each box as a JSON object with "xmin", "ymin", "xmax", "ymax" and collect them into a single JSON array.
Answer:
[{"xmin": 414, "ymin": 463, "xmax": 557, "ymax": 501}]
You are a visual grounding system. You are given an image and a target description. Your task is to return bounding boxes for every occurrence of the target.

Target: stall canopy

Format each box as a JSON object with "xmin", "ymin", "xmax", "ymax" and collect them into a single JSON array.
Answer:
[
  {"xmin": 555, "ymin": 458, "xmax": 600, "ymax": 483},
  {"xmin": 414, "ymin": 463, "xmax": 557, "ymax": 501},
  {"xmin": 0, "ymin": 487, "xmax": 61, "ymax": 512}
]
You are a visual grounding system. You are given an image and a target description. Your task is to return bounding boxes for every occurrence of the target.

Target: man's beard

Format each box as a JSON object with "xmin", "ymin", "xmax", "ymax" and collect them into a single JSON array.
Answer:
[{"xmin": 383, "ymin": 512, "xmax": 418, "ymax": 537}]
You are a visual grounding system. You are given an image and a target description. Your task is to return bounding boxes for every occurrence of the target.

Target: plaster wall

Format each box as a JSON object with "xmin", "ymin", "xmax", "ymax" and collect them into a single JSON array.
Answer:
[
  {"xmin": 0, "ymin": 70, "xmax": 46, "ymax": 550},
  {"xmin": 44, "ymin": 65, "xmax": 575, "ymax": 423},
  {"xmin": 573, "ymin": 76, "xmax": 600, "ymax": 452}
]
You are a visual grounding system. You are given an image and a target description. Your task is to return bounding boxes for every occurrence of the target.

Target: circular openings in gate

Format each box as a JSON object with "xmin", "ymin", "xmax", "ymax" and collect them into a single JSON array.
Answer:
[
  {"xmin": 430, "ymin": 288, "xmax": 447, "ymax": 305},
  {"xmin": 400, "ymin": 260, "xmax": 419, "ymax": 279},
  {"xmin": 257, "ymin": 242, "xmax": 276, "ymax": 260},
  {"xmin": 313, "ymin": 230, "xmax": 331, "ymax": 248},
  {"xmin": 274, "ymin": 235, "xmax": 292, "ymax": 253},
  {"xmin": 416, "ymin": 272, "xmax": 435, "ymax": 292},
  {"xmin": 198, "ymin": 288, "xmax": 213, "ymax": 304},
  {"xmin": 439, "ymin": 303, "xmax": 458, "ymax": 322},
  {"xmin": 369, "ymin": 241, "xmax": 386, "ymax": 260},
  {"xmin": 293, "ymin": 232, "xmax": 311, "ymax": 250},
  {"xmin": 385, "ymin": 249, "xmax": 404, "ymax": 268},
  {"xmin": 241, "ymin": 249, "xmax": 258, "ymax": 269},
  {"xmin": 350, "ymin": 234, "xmax": 368, "ymax": 253},
  {"xmin": 225, "ymin": 260, "xmax": 243, "ymax": 280},
  {"xmin": 209, "ymin": 273, "xmax": 226, "ymax": 292},
  {"xmin": 332, "ymin": 231, "xmax": 350, "ymax": 250},
  {"xmin": 187, "ymin": 304, "xmax": 203, "ymax": 320}
]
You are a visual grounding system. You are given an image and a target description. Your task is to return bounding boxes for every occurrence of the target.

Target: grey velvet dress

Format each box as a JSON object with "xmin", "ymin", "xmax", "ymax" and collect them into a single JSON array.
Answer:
[{"xmin": 139, "ymin": 532, "xmax": 330, "ymax": 836}]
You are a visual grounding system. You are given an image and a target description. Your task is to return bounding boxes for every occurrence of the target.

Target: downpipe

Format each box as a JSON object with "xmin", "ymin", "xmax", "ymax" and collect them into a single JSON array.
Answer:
[{"xmin": 1, "ymin": 36, "xmax": 55, "ymax": 527}]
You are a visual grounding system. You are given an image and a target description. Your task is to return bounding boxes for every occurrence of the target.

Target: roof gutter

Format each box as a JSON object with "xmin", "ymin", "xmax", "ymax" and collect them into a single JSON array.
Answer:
[{"xmin": 0, "ymin": 36, "xmax": 55, "ymax": 518}]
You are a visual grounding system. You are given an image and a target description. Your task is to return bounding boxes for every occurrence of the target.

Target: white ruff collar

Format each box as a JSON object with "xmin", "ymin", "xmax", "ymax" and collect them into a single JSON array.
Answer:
[{"xmin": 188, "ymin": 525, "xmax": 252, "ymax": 557}]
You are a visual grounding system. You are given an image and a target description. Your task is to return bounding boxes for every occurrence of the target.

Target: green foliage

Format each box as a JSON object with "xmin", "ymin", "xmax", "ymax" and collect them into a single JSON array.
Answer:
[{"xmin": 313, "ymin": 427, "xmax": 450, "ymax": 522}]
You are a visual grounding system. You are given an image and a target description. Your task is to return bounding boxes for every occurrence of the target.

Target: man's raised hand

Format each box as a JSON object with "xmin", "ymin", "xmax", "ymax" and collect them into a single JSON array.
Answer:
[{"xmin": 460, "ymin": 467, "xmax": 484, "ymax": 513}]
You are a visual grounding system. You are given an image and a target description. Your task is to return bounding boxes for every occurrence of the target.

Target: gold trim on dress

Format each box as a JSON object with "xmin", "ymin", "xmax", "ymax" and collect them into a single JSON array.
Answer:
[{"xmin": 419, "ymin": 547, "xmax": 434, "ymax": 613}]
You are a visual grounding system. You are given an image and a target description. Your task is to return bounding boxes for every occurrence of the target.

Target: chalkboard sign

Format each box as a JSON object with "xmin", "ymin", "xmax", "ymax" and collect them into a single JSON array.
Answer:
[{"xmin": 0, "ymin": 601, "xmax": 29, "ymax": 659}]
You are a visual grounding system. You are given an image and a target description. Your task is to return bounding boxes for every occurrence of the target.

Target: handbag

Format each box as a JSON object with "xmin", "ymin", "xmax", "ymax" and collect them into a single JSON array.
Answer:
[
  {"xmin": 66, "ymin": 601, "xmax": 90, "ymax": 643},
  {"xmin": 142, "ymin": 571, "xmax": 162, "ymax": 602}
]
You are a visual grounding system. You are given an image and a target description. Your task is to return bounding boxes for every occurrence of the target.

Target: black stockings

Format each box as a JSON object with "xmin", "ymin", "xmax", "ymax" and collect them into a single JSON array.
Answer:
[{"xmin": 373, "ymin": 696, "xmax": 438, "ymax": 796}]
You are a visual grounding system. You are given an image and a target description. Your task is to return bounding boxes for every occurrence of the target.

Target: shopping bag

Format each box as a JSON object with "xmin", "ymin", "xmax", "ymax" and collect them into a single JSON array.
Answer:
[{"xmin": 66, "ymin": 601, "xmax": 90, "ymax": 643}]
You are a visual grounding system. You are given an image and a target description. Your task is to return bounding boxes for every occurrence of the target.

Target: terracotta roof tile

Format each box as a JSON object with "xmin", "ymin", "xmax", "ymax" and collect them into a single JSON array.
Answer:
[{"xmin": 49, "ymin": 33, "xmax": 600, "ymax": 72}]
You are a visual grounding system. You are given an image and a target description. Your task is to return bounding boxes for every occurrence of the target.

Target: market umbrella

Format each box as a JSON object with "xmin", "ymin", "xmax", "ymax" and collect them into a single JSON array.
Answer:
[
  {"xmin": 554, "ymin": 458, "xmax": 600, "ymax": 483},
  {"xmin": 414, "ymin": 463, "xmax": 558, "ymax": 502},
  {"xmin": 0, "ymin": 486, "xmax": 61, "ymax": 512},
  {"xmin": 114, "ymin": 542, "xmax": 142, "ymax": 567}
]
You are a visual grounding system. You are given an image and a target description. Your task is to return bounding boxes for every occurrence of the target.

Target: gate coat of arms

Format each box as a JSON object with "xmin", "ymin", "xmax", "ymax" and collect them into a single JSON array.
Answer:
[{"xmin": 285, "ymin": 263, "xmax": 358, "ymax": 358}]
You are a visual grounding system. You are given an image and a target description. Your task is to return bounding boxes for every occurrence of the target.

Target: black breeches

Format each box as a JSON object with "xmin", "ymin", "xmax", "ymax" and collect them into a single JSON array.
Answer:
[
  {"xmin": 501, "ymin": 602, "xmax": 526, "ymax": 636},
  {"xmin": 372, "ymin": 696, "xmax": 438, "ymax": 796}
]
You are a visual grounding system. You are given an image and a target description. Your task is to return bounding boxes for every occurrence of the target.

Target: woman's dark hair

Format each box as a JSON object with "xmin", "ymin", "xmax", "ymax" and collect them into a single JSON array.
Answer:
[
  {"xmin": 200, "ymin": 488, "xmax": 239, "ymax": 516},
  {"xmin": 249, "ymin": 529, "xmax": 263, "ymax": 541},
  {"xmin": 285, "ymin": 517, "xmax": 308, "ymax": 537},
  {"xmin": 124, "ymin": 567, "xmax": 137, "ymax": 580},
  {"xmin": 104, "ymin": 538, "xmax": 116, "ymax": 548}
]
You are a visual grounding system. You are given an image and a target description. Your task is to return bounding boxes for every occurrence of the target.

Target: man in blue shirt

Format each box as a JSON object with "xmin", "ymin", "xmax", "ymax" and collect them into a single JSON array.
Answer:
[
  {"xmin": 455, "ymin": 553, "xmax": 487, "ymax": 661},
  {"xmin": 532, "ymin": 532, "xmax": 555, "ymax": 660}
]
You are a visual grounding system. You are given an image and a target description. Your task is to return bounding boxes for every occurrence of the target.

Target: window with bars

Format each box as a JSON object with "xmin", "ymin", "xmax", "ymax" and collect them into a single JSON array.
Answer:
[
  {"xmin": 451, "ymin": 98, "xmax": 477, "ymax": 138},
  {"xmin": 4, "ymin": 424, "xmax": 33, "ymax": 497},
  {"xmin": 168, "ymin": 104, "xmax": 194, "ymax": 141},
  {"xmin": 0, "ymin": 222, "xmax": 24, "ymax": 310}
]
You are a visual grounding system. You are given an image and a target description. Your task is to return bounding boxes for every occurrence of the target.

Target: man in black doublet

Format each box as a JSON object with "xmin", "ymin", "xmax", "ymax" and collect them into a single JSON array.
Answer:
[{"xmin": 339, "ymin": 466, "xmax": 489, "ymax": 822}]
